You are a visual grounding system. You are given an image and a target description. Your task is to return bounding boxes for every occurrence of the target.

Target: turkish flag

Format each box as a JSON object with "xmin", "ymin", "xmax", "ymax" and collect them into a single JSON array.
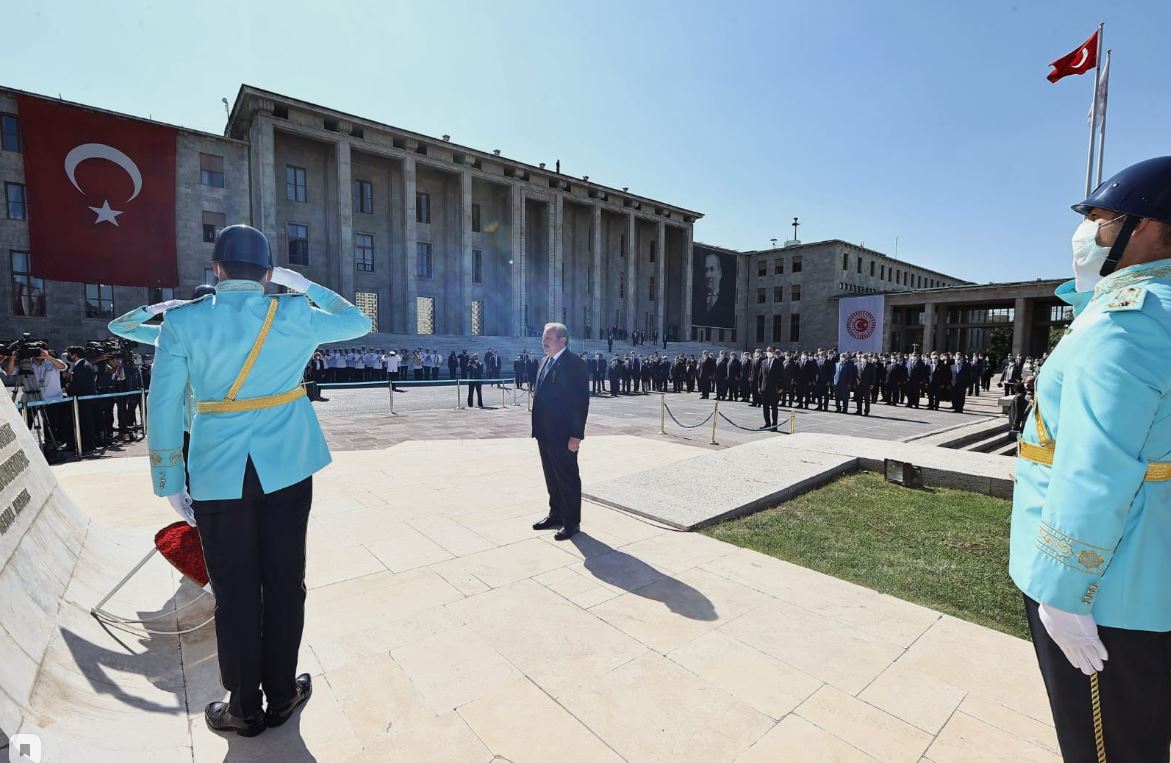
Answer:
[
  {"xmin": 17, "ymin": 95, "xmax": 177, "ymax": 287},
  {"xmin": 1047, "ymin": 30, "xmax": 1100, "ymax": 83}
]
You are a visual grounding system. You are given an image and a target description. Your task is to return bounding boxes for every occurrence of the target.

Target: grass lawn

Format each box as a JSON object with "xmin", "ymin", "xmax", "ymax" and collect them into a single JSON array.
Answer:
[{"xmin": 701, "ymin": 471, "xmax": 1028, "ymax": 640}]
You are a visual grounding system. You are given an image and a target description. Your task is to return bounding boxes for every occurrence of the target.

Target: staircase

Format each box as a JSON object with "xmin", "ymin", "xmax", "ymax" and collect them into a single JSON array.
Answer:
[{"xmin": 902, "ymin": 416, "xmax": 1017, "ymax": 457}]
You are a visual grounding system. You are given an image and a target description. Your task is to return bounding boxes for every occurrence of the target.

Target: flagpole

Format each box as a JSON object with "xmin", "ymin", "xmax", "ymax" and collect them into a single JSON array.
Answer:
[
  {"xmin": 1084, "ymin": 22, "xmax": 1104, "ymax": 197},
  {"xmin": 1095, "ymin": 49, "xmax": 1112, "ymax": 187}
]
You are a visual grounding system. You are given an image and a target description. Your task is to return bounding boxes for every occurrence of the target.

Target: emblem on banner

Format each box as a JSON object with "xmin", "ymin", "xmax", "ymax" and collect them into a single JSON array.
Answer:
[{"xmin": 846, "ymin": 310, "xmax": 876, "ymax": 340}]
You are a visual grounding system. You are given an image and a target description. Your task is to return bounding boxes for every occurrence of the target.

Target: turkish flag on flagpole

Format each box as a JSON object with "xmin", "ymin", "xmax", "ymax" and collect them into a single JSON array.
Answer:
[
  {"xmin": 16, "ymin": 95, "xmax": 178, "ymax": 288},
  {"xmin": 1047, "ymin": 30, "xmax": 1100, "ymax": 83}
]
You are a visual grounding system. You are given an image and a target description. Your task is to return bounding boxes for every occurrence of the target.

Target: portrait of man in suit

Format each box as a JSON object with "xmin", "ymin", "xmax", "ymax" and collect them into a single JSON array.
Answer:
[{"xmin": 692, "ymin": 246, "xmax": 737, "ymax": 329}]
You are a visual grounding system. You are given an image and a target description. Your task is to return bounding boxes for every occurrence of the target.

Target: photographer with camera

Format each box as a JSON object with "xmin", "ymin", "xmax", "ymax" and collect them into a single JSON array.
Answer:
[
  {"xmin": 65, "ymin": 345, "xmax": 99, "ymax": 455},
  {"xmin": 4, "ymin": 335, "xmax": 68, "ymax": 457}
]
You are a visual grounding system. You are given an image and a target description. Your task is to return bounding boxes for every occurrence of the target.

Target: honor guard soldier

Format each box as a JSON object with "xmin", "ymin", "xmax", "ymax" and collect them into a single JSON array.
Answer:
[
  {"xmin": 1010, "ymin": 157, "xmax": 1171, "ymax": 762},
  {"xmin": 146, "ymin": 225, "xmax": 371, "ymax": 737}
]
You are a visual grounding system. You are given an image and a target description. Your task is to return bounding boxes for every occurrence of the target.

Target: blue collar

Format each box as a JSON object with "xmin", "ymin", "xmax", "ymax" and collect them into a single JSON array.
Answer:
[{"xmin": 214, "ymin": 280, "xmax": 265, "ymax": 293}]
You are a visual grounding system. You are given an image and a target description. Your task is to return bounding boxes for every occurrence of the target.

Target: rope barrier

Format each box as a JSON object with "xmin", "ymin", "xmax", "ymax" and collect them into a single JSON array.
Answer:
[
  {"xmin": 718, "ymin": 410, "xmax": 786, "ymax": 434},
  {"xmin": 662, "ymin": 401, "xmax": 715, "ymax": 429},
  {"xmin": 318, "ymin": 377, "xmax": 514, "ymax": 389}
]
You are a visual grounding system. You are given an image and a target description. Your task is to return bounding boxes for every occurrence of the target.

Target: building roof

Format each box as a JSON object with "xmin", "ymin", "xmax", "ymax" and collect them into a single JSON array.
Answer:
[
  {"xmin": 701, "ymin": 238, "xmax": 967, "ymax": 283},
  {"xmin": 832, "ymin": 277, "xmax": 1067, "ymax": 300}
]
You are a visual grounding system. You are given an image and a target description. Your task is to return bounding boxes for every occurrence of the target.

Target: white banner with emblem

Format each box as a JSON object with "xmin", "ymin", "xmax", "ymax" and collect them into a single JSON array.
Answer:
[{"xmin": 837, "ymin": 295, "xmax": 885, "ymax": 354}]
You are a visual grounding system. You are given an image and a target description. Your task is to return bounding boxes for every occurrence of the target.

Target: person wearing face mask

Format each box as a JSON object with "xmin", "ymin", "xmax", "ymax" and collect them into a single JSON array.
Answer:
[
  {"xmin": 815, "ymin": 351, "xmax": 834, "ymax": 411},
  {"xmin": 906, "ymin": 353, "xmax": 927, "ymax": 408},
  {"xmin": 832, "ymin": 352, "xmax": 857, "ymax": 413},
  {"xmin": 757, "ymin": 346, "xmax": 783, "ymax": 430},
  {"xmin": 1010, "ymin": 157, "xmax": 1171, "ymax": 763},
  {"xmin": 927, "ymin": 352, "xmax": 947, "ymax": 411},
  {"xmin": 886, "ymin": 353, "xmax": 907, "ymax": 405}
]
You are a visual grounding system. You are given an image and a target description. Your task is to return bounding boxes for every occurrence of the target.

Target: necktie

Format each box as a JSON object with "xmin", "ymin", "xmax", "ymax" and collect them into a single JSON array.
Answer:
[{"xmin": 536, "ymin": 356, "xmax": 555, "ymax": 389}]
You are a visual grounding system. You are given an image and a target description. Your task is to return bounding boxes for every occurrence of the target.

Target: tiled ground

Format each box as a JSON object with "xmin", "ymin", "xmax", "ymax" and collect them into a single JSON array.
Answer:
[{"xmin": 53, "ymin": 432, "xmax": 1058, "ymax": 763}]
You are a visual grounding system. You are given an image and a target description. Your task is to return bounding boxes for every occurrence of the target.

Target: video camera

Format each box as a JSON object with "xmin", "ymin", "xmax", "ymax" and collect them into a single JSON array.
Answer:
[{"xmin": 5, "ymin": 333, "xmax": 46, "ymax": 363}]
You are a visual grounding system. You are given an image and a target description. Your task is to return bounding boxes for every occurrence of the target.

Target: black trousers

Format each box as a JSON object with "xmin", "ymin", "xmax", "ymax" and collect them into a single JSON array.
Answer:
[
  {"xmin": 761, "ymin": 394, "xmax": 779, "ymax": 427},
  {"xmin": 193, "ymin": 459, "xmax": 313, "ymax": 719},
  {"xmin": 854, "ymin": 387, "xmax": 871, "ymax": 415},
  {"xmin": 537, "ymin": 437, "xmax": 581, "ymax": 529},
  {"xmin": 1025, "ymin": 595, "xmax": 1171, "ymax": 763},
  {"xmin": 466, "ymin": 382, "xmax": 483, "ymax": 407}
]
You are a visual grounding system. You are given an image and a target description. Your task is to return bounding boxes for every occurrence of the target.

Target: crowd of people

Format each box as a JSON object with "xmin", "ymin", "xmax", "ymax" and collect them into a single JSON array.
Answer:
[{"xmin": 304, "ymin": 347, "xmax": 508, "ymax": 386}]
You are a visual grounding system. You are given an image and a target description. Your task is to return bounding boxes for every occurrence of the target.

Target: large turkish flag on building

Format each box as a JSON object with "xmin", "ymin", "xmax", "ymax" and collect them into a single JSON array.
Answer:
[{"xmin": 17, "ymin": 95, "xmax": 177, "ymax": 287}]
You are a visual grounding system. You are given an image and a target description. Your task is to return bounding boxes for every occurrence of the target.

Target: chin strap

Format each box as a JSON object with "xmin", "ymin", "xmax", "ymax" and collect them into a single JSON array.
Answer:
[{"xmin": 1099, "ymin": 215, "xmax": 1142, "ymax": 277}]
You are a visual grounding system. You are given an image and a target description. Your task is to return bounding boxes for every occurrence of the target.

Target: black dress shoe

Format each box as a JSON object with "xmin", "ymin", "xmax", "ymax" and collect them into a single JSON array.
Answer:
[
  {"xmin": 266, "ymin": 674, "xmax": 312, "ymax": 728},
  {"xmin": 554, "ymin": 525, "xmax": 580, "ymax": 541},
  {"xmin": 533, "ymin": 516, "xmax": 562, "ymax": 531},
  {"xmin": 205, "ymin": 702, "xmax": 266, "ymax": 737}
]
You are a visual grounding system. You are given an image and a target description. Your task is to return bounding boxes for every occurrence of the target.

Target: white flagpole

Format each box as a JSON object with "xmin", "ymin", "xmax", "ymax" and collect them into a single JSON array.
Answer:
[
  {"xmin": 1084, "ymin": 23, "xmax": 1104, "ymax": 197},
  {"xmin": 1095, "ymin": 49, "xmax": 1112, "ymax": 187}
]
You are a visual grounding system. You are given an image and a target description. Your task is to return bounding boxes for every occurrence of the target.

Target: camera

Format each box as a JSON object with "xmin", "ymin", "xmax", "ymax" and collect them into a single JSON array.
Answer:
[{"xmin": 5, "ymin": 333, "xmax": 45, "ymax": 363}]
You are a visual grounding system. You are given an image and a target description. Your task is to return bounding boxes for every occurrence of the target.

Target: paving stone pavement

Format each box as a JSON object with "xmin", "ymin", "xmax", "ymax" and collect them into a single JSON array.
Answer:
[{"xmin": 49, "ymin": 431, "xmax": 1059, "ymax": 763}]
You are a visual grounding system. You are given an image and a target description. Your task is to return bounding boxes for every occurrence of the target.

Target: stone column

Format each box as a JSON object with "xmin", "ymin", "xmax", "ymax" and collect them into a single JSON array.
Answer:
[
  {"xmin": 591, "ymin": 205, "xmax": 603, "ymax": 341},
  {"xmin": 549, "ymin": 194, "xmax": 563, "ymax": 324},
  {"xmin": 511, "ymin": 185, "xmax": 525, "ymax": 336},
  {"xmin": 335, "ymin": 139, "xmax": 354, "ymax": 300},
  {"xmin": 459, "ymin": 170, "xmax": 473, "ymax": 334},
  {"xmin": 682, "ymin": 223, "xmax": 694, "ymax": 337},
  {"xmin": 921, "ymin": 301, "xmax": 937, "ymax": 353},
  {"xmin": 656, "ymin": 219, "xmax": 666, "ymax": 339},
  {"xmin": 403, "ymin": 156, "xmax": 418, "ymax": 334},
  {"xmin": 1012, "ymin": 297, "xmax": 1032, "ymax": 356},
  {"xmin": 625, "ymin": 212, "xmax": 637, "ymax": 333},
  {"xmin": 247, "ymin": 110, "xmax": 277, "ymax": 245}
]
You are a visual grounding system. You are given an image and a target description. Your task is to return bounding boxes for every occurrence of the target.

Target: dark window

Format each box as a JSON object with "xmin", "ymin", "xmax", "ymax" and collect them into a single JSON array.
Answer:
[
  {"xmin": 774, "ymin": 259, "xmax": 783, "ymax": 275},
  {"xmin": 202, "ymin": 211, "xmax": 226, "ymax": 243},
  {"xmin": 287, "ymin": 223, "xmax": 309, "ymax": 265},
  {"xmin": 286, "ymin": 165, "xmax": 306, "ymax": 202},
  {"xmin": 620, "ymin": 234, "xmax": 625, "ymax": 258},
  {"xmin": 649, "ymin": 240, "xmax": 656, "ymax": 263},
  {"xmin": 473, "ymin": 249, "xmax": 482, "ymax": 284},
  {"xmin": 870, "ymin": 261, "xmax": 875, "ymax": 276},
  {"xmin": 199, "ymin": 153, "xmax": 224, "ymax": 187},
  {"xmin": 857, "ymin": 257, "xmax": 863, "ymax": 274},
  {"xmin": 148, "ymin": 287, "xmax": 176, "ymax": 303},
  {"xmin": 756, "ymin": 314, "xmax": 765, "ymax": 342},
  {"xmin": 0, "ymin": 115, "xmax": 19, "ymax": 153},
  {"xmin": 773, "ymin": 314, "xmax": 783, "ymax": 342},
  {"xmin": 790, "ymin": 313, "xmax": 801, "ymax": 342},
  {"xmin": 416, "ymin": 241, "xmax": 433, "ymax": 278},
  {"xmin": 619, "ymin": 272, "xmax": 625, "ymax": 298},
  {"xmin": 354, "ymin": 180, "xmax": 373, "ymax": 214},
  {"xmin": 416, "ymin": 192, "xmax": 431, "ymax": 224},
  {"xmin": 757, "ymin": 288, "xmax": 766, "ymax": 304},
  {"xmin": 355, "ymin": 233, "xmax": 374, "ymax": 272},
  {"xmin": 842, "ymin": 252, "xmax": 848, "ymax": 271},
  {"xmin": 881, "ymin": 264, "xmax": 885, "ymax": 280},
  {"xmin": 471, "ymin": 203, "xmax": 481, "ymax": 232},
  {"xmin": 5, "ymin": 183, "xmax": 26, "ymax": 220},
  {"xmin": 773, "ymin": 287, "xmax": 782, "ymax": 302},
  {"xmin": 791, "ymin": 285, "xmax": 801, "ymax": 301},
  {"xmin": 758, "ymin": 261, "xmax": 767, "ymax": 277},
  {"xmin": 792, "ymin": 255, "xmax": 802, "ymax": 273},
  {"xmin": 84, "ymin": 283, "xmax": 113, "ymax": 320},
  {"xmin": 649, "ymin": 276, "xmax": 656, "ymax": 302},
  {"xmin": 11, "ymin": 251, "xmax": 44, "ymax": 317}
]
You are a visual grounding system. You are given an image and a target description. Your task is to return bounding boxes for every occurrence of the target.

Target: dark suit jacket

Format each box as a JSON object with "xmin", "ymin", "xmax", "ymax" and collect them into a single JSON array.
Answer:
[
  {"xmin": 816, "ymin": 360, "xmax": 835, "ymax": 386},
  {"xmin": 715, "ymin": 358, "xmax": 728, "ymax": 381},
  {"xmin": 909, "ymin": 360, "xmax": 929, "ymax": 385},
  {"xmin": 531, "ymin": 350, "xmax": 590, "ymax": 443},
  {"xmin": 700, "ymin": 357, "xmax": 716, "ymax": 379},
  {"xmin": 857, "ymin": 362, "xmax": 877, "ymax": 390},
  {"xmin": 758, "ymin": 356, "xmax": 783, "ymax": 398},
  {"xmin": 67, "ymin": 359, "xmax": 97, "ymax": 396}
]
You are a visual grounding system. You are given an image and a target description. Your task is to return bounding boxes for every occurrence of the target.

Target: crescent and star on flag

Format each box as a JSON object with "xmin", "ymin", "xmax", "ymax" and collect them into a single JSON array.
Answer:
[{"xmin": 63, "ymin": 142, "xmax": 144, "ymax": 227}]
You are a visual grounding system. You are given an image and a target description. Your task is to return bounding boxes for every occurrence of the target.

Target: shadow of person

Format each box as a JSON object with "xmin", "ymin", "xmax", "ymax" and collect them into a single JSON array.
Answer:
[
  {"xmin": 221, "ymin": 711, "xmax": 316, "ymax": 762},
  {"xmin": 576, "ymin": 535, "xmax": 717, "ymax": 622}
]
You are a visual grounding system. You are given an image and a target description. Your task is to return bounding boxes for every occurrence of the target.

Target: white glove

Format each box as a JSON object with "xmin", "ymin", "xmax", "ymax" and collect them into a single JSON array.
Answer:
[
  {"xmin": 269, "ymin": 267, "xmax": 311, "ymax": 293},
  {"xmin": 146, "ymin": 299, "xmax": 189, "ymax": 316},
  {"xmin": 166, "ymin": 491, "xmax": 196, "ymax": 527},
  {"xmin": 1039, "ymin": 602, "xmax": 1108, "ymax": 675}
]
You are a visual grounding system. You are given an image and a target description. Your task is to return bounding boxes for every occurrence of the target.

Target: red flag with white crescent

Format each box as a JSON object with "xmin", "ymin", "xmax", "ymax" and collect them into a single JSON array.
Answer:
[
  {"xmin": 1047, "ymin": 30, "xmax": 1100, "ymax": 83},
  {"xmin": 16, "ymin": 94, "xmax": 177, "ymax": 287}
]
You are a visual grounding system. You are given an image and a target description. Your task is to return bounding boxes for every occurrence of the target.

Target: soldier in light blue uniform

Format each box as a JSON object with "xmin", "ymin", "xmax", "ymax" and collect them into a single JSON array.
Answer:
[
  {"xmin": 1010, "ymin": 157, "xmax": 1171, "ymax": 762},
  {"xmin": 147, "ymin": 225, "xmax": 370, "ymax": 737}
]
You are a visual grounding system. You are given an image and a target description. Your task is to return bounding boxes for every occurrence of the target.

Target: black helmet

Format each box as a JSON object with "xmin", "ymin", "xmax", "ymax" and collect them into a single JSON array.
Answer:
[
  {"xmin": 212, "ymin": 224, "xmax": 273, "ymax": 268},
  {"xmin": 192, "ymin": 284, "xmax": 216, "ymax": 299},
  {"xmin": 1072, "ymin": 157, "xmax": 1171, "ymax": 277}
]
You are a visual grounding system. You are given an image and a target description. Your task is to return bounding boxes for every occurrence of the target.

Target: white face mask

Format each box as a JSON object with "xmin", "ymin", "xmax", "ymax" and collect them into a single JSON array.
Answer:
[{"xmin": 1072, "ymin": 216, "xmax": 1122, "ymax": 292}]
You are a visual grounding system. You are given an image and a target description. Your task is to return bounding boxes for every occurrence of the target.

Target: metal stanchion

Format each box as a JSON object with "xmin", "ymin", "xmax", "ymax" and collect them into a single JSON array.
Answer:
[
  {"xmin": 790, "ymin": 411, "xmax": 796, "ymax": 434},
  {"xmin": 72, "ymin": 396, "xmax": 83, "ymax": 457},
  {"xmin": 710, "ymin": 401, "xmax": 720, "ymax": 445},
  {"xmin": 501, "ymin": 385, "xmax": 506, "ymax": 408},
  {"xmin": 456, "ymin": 379, "xmax": 462, "ymax": 410},
  {"xmin": 388, "ymin": 380, "xmax": 395, "ymax": 414},
  {"xmin": 140, "ymin": 389, "xmax": 148, "ymax": 436},
  {"xmin": 527, "ymin": 385, "xmax": 532, "ymax": 412},
  {"xmin": 660, "ymin": 393, "xmax": 666, "ymax": 434}
]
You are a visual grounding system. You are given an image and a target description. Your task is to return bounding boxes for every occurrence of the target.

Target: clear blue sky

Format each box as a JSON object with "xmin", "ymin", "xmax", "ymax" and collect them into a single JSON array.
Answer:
[{"xmin": 4, "ymin": 0, "xmax": 1168, "ymax": 283}]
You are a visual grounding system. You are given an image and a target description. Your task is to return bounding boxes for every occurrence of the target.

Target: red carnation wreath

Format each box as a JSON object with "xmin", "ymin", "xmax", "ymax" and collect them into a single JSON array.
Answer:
[{"xmin": 154, "ymin": 521, "xmax": 209, "ymax": 588}]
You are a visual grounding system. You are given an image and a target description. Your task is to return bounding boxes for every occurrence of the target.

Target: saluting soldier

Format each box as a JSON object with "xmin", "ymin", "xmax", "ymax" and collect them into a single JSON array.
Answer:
[
  {"xmin": 1011, "ymin": 157, "xmax": 1171, "ymax": 762},
  {"xmin": 147, "ymin": 225, "xmax": 370, "ymax": 737}
]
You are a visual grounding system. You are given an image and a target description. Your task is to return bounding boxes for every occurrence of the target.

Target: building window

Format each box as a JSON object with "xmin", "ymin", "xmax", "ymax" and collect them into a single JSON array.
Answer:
[
  {"xmin": 416, "ymin": 296, "xmax": 435, "ymax": 334},
  {"xmin": 870, "ymin": 261, "xmax": 875, "ymax": 277},
  {"xmin": 471, "ymin": 299, "xmax": 484, "ymax": 336},
  {"xmin": 287, "ymin": 223, "xmax": 309, "ymax": 265},
  {"xmin": 649, "ymin": 276, "xmax": 656, "ymax": 302},
  {"xmin": 354, "ymin": 180, "xmax": 373, "ymax": 214},
  {"xmin": 0, "ymin": 115, "xmax": 19, "ymax": 153},
  {"xmin": 756, "ymin": 314, "xmax": 765, "ymax": 343},
  {"xmin": 790, "ymin": 313, "xmax": 801, "ymax": 342},
  {"xmin": 84, "ymin": 283, "xmax": 114, "ymax": 320},
  {"xmin": 416, "ymin": 192, "xmax": 431, "ymax": 224},
  {"xmin": 4, "ymin": 183, "xmax": 26, "ymax": 220},
  {"xmin": 11, "ymin": 251, "xmax": 44, "ymax": 317},
  {"xmin": 773, "ymin": 314, "xmax": 783, "ymax": 342},
  {"xmin": 202, "ymin": 211, "xmax": 226, "ymax": 243},
  {"xmin": 792, "ymin": 255, "xmax": 802, "ymax": 273},
  {"xmin": 774, "ymin": 259, "xmax": 783, "ymax": 275},
  {"xmin": 416, "ymin": 241, "xmax": 433, "ymax": 278},
  {"xmin": 285, "ymin": 165, "xmax": 306, "ymax": 202},
  {"xmin": 842, "ymin": 252, "xmax": 848, "ymax": 271},
  {"xmin": 857, "ymin": 257, "xmax": 863, "ymax": 274},
  {"xmin": 471, "ymin": 203, "xmax": 481, "ymax": 232},
  {"xmin": 649, "ymin": 240, "xmax": 656, "ymax": 263},
  {"xmin": 472, "ymin": 249, "xmax": 482, "ymax": 284},
  {"xmin": 355, "ymin": 291, "xmax": 379, "ymax": 332},
  {"xmin": 619, "ymin": 272, "xmax": 625, "ymax": 298},
  {"xmin": 773, "ymin": 287, "xmax": 783, "ymax": 302},
  {"xmin": 880, "ymin": 265, "xmax": 885, "ymax": 280},
  {"xmin": 758, "ymin": 260, "xmax": 767, "ymax": 277},
  {"xmin": 199, "ymin": 153, "xmax": 225, "ymax": 188},
  {"xmin": 757, "ymin": 288, "xmax": 766, "ymax": 304},
  {"xmin": 148, "ymin": 287, "xmax": 176, "ymax": 304},
  {"xmin": 620, "ymin": 234, "xmax": 625, "ymax": 258},
  {"xmin": 791, "ymin": 284, "xmax": 801, "ymax": 301},
  {"xmin": 355, "ymin": 233, "xmax": 374, "ymax": 272}
]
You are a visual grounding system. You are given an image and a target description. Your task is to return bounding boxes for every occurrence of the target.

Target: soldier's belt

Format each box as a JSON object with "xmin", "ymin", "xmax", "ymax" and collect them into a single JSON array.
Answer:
[
  {"xmin": 196, "ymin": 385, "xmax": 305, "ymax": 414},
  {"xmin": 1018, "ymin": 401, "xmax": 1171, "ymax": 481}
]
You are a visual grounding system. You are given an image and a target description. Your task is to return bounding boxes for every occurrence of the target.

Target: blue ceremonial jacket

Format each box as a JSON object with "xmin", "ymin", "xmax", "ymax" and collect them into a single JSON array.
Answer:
[
  {"xmin": 108, "ymin": 306, "xmax": 197, "ymax": 433},
  {"xmin": 1010, "ymin": 260, "xmax": 1171, "ymax": 630},
  {"xmin": 146, "ymin": 280, "xmax": 371, "ymax": 500}
]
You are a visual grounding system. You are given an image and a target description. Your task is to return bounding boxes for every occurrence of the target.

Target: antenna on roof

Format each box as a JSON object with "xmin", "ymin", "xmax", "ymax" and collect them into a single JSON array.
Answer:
[{"xmin": 221, "ymin": 97, "xmax": 229, "ymax": 117}]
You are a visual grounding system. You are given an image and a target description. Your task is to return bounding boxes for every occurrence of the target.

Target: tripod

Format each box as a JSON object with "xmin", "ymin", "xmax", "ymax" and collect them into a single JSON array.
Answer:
[{"xmin": 14, "ymin": 359, "xmax": 61, "ymax": 459}]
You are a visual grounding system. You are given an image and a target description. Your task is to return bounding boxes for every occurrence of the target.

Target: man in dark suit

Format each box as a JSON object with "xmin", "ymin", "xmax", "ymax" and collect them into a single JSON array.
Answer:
[
  {"xmin": 757, "ymin": 346, "xmax": 783, "ymax": 430},
  {"xmin": 886, "ymin": 355, "xmax": 907, "ymax": 405},
  {"xmin": 950, "ymin": 354, "xmax": 972, "ymax": 413},
  {"xmin": 608, "ymin": 355, "xmax": 621, "ymax": 397},
  {"xmin": 698, "ymin": 351, "xmax": 715, "ymax": 399},
  {"xmin": 815, "ymin": 352, "xmax": 834, "ymax": 411},
  {"xmin": 906, "ymin": 353, "xmax": 928, "ymax": 408},
  {"xmin": 833, "ymin": 353, "xmax": 857, "ymax": 413},
  {"xmin": 855, "ymin": 354, "xmax": 876, "ymax": 416},
  {"xmin": 531, "ymin": 323, "xmax": 590, "ymax": 542},
  {"xmin": 714, "ymin": 351, "xmax": 729, "ymax": 400},
  {"xmin": 928, "ymin": 353, "xmax": 949, "ymax": 411},
  {"xmin": 727, "ymin": 352, "xmax": 741, "ymax": 402}
]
